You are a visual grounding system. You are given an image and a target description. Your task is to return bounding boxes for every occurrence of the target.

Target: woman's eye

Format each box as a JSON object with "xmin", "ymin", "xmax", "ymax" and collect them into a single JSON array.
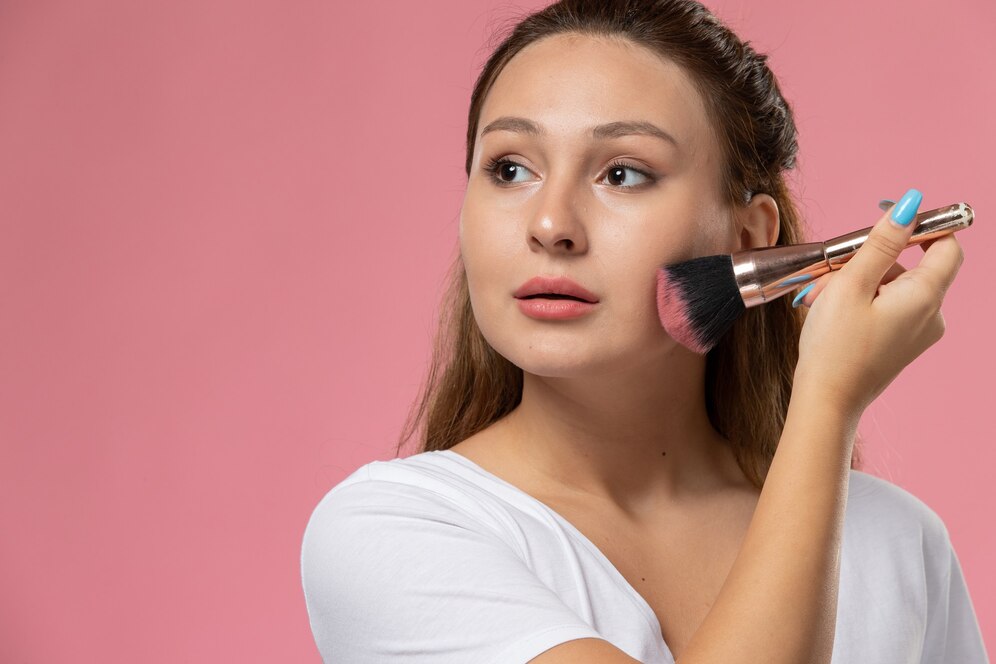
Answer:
[
  {"xmin": 601, "ymin": 164, "xmax": 652, "ymax": 188},
  {"xmin": 487, "ymin": 159, "xmax": 535, "ymax": 185}
]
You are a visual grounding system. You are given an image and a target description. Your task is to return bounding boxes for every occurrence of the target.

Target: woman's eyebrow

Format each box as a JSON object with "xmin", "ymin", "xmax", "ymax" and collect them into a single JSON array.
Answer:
[{"xmin": 480, "ymin": 115, "xmax": 680, "ymax": 148}]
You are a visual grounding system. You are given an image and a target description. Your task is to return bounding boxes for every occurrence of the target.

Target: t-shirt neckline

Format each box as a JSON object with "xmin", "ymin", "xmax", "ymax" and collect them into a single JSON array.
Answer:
[{"xmin": 432, "ymin": 448, "xmax": 673, "ymax": 660}]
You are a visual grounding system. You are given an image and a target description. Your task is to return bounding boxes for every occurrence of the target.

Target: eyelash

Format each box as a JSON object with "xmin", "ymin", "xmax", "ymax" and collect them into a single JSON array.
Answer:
[{"xmin": 482, "ymin": 156, "xmax": 657, "ymax": 189}]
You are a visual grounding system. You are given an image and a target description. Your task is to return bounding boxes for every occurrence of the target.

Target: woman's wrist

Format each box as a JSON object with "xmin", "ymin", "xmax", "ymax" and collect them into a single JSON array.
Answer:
[{"xmin": 789, "ymin": 366, "xmax": 863, "ymax": 444}]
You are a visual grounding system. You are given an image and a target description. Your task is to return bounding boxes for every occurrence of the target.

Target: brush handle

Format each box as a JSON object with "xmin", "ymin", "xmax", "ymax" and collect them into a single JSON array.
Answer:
[
  {"xmin": 823, "ymin": 202, "xmax": 973, "ymax": 269},
  {"xmin": 733, "ymin": 202, "xmax": 974, "ymax": 307}
]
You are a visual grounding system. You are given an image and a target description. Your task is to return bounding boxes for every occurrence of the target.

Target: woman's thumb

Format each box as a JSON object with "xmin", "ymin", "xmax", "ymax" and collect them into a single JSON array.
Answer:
[{"xmin": 839, "ymin": 188, "xmax": 922, "ymax": 297}]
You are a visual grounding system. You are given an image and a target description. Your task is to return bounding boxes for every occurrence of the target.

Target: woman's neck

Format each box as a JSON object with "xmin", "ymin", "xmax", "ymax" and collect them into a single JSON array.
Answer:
[{"xmin": 495, "ymin": 354, "xmax": 749, "ymax": 518}]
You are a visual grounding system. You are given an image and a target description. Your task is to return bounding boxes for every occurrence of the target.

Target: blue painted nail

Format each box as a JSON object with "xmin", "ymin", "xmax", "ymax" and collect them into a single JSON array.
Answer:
[
  {"xmin": 792, "ymin": 282, "xmax": 815, "ymax": 308},
  {"xmin": 780, "ymin": 274, "xmax": 814, "ymax": 287},
  {"xmin": 890, "ymin": 188, "xmax": 923, "ymax": 226}
]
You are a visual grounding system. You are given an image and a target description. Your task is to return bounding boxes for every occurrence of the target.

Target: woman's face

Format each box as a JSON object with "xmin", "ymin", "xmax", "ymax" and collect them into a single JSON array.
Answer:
[{"xmin": 459, "ymin": 33, "xmax": 738, "ymax": 376}]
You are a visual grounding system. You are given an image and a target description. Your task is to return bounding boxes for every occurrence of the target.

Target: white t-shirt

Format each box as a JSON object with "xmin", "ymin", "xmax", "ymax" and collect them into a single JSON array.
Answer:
[{"xmin": 301, "ymin": 449, "xmax": 989, "ymax": 663}]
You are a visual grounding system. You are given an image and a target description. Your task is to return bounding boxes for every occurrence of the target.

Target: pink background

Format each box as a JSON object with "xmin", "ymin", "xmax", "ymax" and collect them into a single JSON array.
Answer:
[{"xmin": 1, "ymin": 0, "xmax": 992, "ymax": 660}]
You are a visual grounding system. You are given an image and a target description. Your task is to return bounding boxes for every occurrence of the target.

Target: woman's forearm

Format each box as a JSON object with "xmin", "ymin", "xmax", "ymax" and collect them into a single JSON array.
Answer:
[{"xmin": 679, "ymin": 384, "xmax": 860, "ymax": 663}]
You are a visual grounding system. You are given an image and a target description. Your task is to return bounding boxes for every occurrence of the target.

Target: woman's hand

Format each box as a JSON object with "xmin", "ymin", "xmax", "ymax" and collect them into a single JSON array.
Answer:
[{"xmin": 791, "ymin": 189, "xmax": 964, "ymax": 417}]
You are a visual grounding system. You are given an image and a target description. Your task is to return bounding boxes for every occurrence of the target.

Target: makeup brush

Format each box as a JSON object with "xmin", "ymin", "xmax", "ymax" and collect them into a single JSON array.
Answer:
[{"xmin": 656, "ymin": 201, "xmax": 974, "ymax": 354}]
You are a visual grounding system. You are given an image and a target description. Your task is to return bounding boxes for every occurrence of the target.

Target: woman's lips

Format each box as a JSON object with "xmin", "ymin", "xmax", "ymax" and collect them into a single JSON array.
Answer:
[
  {"xmin": 513, "ymin": 276, "xmax": 599, "ymax": 303},
  {"xmin": 515, "ymin": 296, "xmax": 598, "ymax": 320}
]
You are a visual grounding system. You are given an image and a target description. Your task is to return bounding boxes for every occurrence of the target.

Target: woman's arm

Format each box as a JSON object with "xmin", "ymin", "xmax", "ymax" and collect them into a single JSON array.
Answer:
[
  {"xmin": 678, "ymin": 190, "xmax": 963, "ymax": 664},
  {"xmin": 677, "ymin": 387, "xmax": 858, "ymax": 663}
]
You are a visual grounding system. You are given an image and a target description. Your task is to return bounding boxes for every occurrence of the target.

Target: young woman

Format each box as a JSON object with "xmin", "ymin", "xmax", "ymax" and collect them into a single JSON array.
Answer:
[{"xmin": 302, "ymin": 2, "xmax": 987, "ymax": 662}]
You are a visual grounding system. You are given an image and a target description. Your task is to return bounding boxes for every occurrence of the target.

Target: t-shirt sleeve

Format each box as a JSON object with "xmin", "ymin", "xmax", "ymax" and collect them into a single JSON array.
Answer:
[
  {"xmin": 300, "ymin": 474, "xmax": 605, "ymax": 664},
  {"xmin": 920, "ymin": 520, "xmax": 990, "ymax": 663}
]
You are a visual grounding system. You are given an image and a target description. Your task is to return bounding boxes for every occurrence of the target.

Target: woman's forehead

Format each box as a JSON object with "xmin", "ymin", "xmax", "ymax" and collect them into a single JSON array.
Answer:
[{"xmin": 479, "ymin": 33, "xmax": 712, "ymax": 151}]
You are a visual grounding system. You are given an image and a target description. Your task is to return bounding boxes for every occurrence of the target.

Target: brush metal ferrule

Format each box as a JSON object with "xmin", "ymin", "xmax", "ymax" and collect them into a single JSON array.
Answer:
[{"xmin": 732, "ymin": 202, "xmax": 973, "ymax": 307}]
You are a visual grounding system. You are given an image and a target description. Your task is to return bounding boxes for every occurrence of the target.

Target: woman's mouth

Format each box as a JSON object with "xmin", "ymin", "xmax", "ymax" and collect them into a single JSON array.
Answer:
[
  {"xmin": 519, "ymin": 293, "xmax": 588, "ymax": 301},
  {"xmin": 515, "ymin": 295, "xmax": 599, "ymax": 319}
]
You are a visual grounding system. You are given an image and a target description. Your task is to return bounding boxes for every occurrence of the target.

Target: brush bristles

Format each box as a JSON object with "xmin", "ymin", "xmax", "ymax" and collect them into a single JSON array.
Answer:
[{"xmin": 656, "ymin": 254, "xmax": 745, "ymax": 354}]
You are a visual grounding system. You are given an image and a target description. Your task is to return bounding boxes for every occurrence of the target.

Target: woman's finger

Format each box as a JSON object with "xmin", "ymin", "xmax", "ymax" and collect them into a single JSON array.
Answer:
[
  {"xmin": 885, "ymin": 201, "xmax": 937, "ymax": 254},
  {"xmin": 794, "ymin": 261, "xmax": 908, "ymax": 309},
  {"xmin": 906, "ymin": 233, "xmax": 964, "ymax": 299},
  {"xmin": 879, "ymin": 260, "xmax": 907, "ymax": 285},
  {"xmin": 838, "ymin": 188, "xmax": 923, "ymax": 299},
  {"xmin": 791, "ymin": 273, "xmax": 831, "ymax": 308}
]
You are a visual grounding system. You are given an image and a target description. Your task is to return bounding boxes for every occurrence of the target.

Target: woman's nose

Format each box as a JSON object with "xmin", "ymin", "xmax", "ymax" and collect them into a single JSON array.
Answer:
[{"xmin": 526, "ymin": 182, "xmax": 589, "ymax": 254}]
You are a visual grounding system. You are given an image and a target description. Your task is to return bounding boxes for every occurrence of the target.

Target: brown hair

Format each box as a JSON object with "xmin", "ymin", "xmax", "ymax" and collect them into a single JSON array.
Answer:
[{"xmin": 396, "ymin": 0, "xmax": 863, "ymax": 488}]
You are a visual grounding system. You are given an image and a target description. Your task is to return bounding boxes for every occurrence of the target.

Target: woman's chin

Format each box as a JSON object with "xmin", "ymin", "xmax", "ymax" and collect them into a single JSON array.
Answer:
[{"xmin": 500, "ymin": 348, "xmax": 630, "ymax": 378}]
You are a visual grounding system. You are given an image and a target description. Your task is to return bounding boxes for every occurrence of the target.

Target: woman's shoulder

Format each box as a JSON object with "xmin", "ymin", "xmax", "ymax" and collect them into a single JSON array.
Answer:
[
  {"xmin": 311, "ymin": 450, "xmax": 458, "ymax": 499},
  {"xmin": 844, "ymin": 468, "xmax": 952, "ymax": 557},
  {"xmin": 314, "ymin": 449, "xmax": 493, "ymax": 495},
  {"xmin": 303, "ymin": 450, "xmax": 513, "ymax": 536},
  {"xmin": 836, "ymin": 470, "xmax": 988, "ymax": 662}
]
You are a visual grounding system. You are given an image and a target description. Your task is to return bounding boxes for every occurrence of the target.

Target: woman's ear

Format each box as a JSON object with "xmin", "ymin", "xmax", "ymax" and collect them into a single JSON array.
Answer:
[{"xmin": 737, "ymin": 193, "xmax": 780, "ymax": 250}]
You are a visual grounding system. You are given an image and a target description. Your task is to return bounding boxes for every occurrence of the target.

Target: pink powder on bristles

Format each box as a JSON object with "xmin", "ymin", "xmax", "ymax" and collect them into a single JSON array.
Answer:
[{"xmin": 655, "ymin": 267, "xmax": 709, "ymax": 355}]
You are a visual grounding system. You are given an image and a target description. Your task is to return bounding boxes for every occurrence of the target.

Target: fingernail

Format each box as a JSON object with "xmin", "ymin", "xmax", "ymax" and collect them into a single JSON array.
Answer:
[
  {"xmin": 779, "ymin": 274, "xmax": 813, "ymax": 287},
  {"xmin": 890, "ymin": 188, "xmax": 923, "ymax": 226},
  {"xmin": 792, "ymin": 282, "xmax": 816, "ymax": 308}
]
